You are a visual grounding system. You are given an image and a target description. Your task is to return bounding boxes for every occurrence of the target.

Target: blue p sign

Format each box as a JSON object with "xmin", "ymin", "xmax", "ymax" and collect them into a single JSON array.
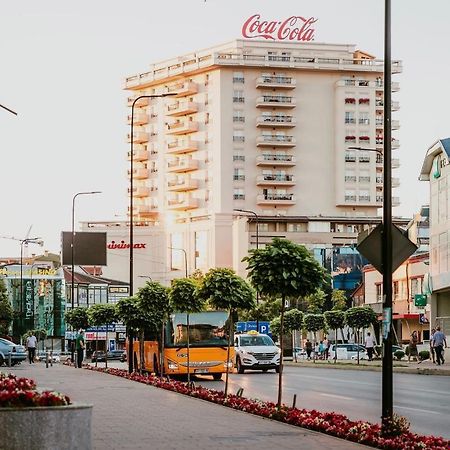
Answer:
[{"xmin": 259, "ymin": 324, "xmax": 267, "ymax": 334}]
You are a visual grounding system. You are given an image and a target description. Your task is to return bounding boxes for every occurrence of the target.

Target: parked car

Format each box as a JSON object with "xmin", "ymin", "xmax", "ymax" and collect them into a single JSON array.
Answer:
[
  {"xmin": 91, "ymin": 351, "xmax": 107, "ymax": 362},
  {"xmin": 107, "ymin": 350, "xmax": 126, "ymax": 361},
  {"xmin": 329, "ymin": 343, "xmax": 366, "ymax": 360},
  {"xmin": 120, "ymin": 351, "xmax": 127, "ymax": 362},
  {"xmin": 292, "ymin": 347, "xmax": 307, "ymax": 360},
  {"xmin": 35, "ymin": 351, "xmax": 61, "ymax": 363},
  {"xmin": 0, "ymin": 338, "xmax": 27, "ymax": 366},
  {"xmin": 351, "ymin": 344, "xmax": 404, "ymax": 360}
]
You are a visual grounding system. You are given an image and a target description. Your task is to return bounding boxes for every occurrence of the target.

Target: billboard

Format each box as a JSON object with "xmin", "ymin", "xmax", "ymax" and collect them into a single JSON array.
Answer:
[{"xmin": 61, "ymin": 232, "xmax": 107, "ymax": 266}]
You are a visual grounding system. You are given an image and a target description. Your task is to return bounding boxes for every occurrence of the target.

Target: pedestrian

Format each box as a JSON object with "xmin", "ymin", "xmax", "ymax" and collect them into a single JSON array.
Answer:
[
  {"xmin": 323, "ymin": 336, "xmax": 330, "ymax": 360},
  {"xmin": 408, "ymin": 331, "xmax": 419, "ymax": 363},
  {"xmin": 432, "ymin": 326, "xmax": 447, "ymax": 366},
  {"xmin": 26, "ymin": 332, "xmax": 37, "ymax": 364},
  {"xmin": 430, "ymin": 328, "xmax": 436, "ymax": 364},
  {"xmin": 319, "ymin": 341, "xmax": 325, "ymax": 359},
  {"xmin": 314, "ymin": 341, "xmax": 320, "ymax": 360},
  {"xmin": 364, "ymin": 331, "xmax": 375, "ymax": 361},
  {"xmin": 305, "ymin": 339, "xmax": 312, "ymax": 360},
  {"xmin": 76, "ymin": 329, "xmax": 85, "ymax": 368}
]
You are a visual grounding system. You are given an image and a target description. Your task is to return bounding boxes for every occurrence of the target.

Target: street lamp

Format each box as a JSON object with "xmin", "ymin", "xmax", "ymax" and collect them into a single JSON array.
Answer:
[
  {"xmin": 169, "ymin": 247, "xmax": 188, "ymax": 278},
  {"xmin": 71, "ymin": 191, "xmax": 101, "ymax": 309}
]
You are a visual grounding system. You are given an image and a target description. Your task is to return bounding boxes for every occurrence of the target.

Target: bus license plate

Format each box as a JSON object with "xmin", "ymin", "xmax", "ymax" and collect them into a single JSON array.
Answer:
[
  {"xmin": 194, "ymin": 369, "xmax": 209, "ymax": 374},
  {"xmin": 259, "ymin": 360, "xmax": 271, "ymax": 365}
]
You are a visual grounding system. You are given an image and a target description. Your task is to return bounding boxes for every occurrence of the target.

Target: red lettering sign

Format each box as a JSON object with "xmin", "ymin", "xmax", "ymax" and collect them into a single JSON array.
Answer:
[
  {"xmin": 242, "ymin": 14, "xmax": 317, "ymax": 41},
  {"xmin": 107, "ymin": 240, "xmax": 146, "ymax": 250}
]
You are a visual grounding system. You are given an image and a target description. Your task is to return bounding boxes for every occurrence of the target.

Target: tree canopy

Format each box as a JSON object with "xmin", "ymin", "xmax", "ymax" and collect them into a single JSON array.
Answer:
[
  {"xmin": 169, "ymin": 278, "xmax": 204, "ymax": 313},
  {"xmin": 324, "ymin": 310, "xmax": 346, "ymax": 331},
  {"xmin": 303, "ymin": 313, "xmax": 326, "ymax": 333},
  {"xmin": 284, "ymin": 308, "xmax": 304, "ymax": 333},
  {"xmin": 88, "ymin": 304, "xmax": 118, "ymax": 328},
  {"xmin": 65, "ymin": 307, "xmax": 90, "ymax": 331},
  {"xmin": 0, "ymin": 278, "xmax": 13, "ymax": 336},
  {"xmin": 345, "ymin": 306, "xmax": 377, "ymax": 330}
]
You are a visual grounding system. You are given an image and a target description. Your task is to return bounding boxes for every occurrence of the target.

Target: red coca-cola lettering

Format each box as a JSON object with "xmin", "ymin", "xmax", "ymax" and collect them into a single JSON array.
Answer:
[
  {"xmin": 107, "ymin": 240, "xmax": 146, "ymax": 250},
  {"xmin": 242, "ymin": 14, "xmax": 317, "ymax": 41}
]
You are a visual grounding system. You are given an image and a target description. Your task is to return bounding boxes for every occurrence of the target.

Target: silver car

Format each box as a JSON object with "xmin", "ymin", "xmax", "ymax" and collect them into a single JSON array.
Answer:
[{"xmin": 0, "ymin": 338, "xmax": 27, "ymax": 366}]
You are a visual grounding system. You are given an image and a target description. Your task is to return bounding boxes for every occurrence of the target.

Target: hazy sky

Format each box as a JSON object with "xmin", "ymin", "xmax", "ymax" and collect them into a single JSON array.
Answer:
[{"xmin": 1, "ymin": 1, "xmax": 449, "ymax": 257}]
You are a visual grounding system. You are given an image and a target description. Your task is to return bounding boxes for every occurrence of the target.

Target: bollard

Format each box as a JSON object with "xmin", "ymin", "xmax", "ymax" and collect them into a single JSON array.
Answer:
[
  {"xmin": 50, "ymin": 351, "xmax": 53, "ymax": 367},
  {"xmin": 46, "ymin": 351, "xmax": 49, "ymax": 368},
  {"xmin": 292, "ymin": 394, "xmax": 297, "ymax": 409},
  {"xmin": 236, "ymin": 387, "xmax": 244, "ymax": 397},
  {"xmin": 8, "ymin": 353, "xmax": 12, "ymax": 367}
]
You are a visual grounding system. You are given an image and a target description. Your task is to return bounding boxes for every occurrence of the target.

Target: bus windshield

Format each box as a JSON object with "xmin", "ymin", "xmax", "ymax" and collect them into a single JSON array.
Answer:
[{"xmin": 166, "ymin": 311, "xmax": 229, "ymax": 348}]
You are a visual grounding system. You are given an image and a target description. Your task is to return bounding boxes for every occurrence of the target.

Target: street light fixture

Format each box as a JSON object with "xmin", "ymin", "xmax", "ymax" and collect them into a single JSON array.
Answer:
[
  {"xmin": 127, "ymin": 92, "xmax": 176, "ymax": 375},
  {"xmin": 71, "ymin": 191, "xmax": 102, "ymax": 309}
]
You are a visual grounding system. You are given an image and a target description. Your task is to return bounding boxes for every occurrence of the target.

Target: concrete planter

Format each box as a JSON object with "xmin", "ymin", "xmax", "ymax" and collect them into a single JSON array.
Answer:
[{"xmin": 0, "ymin": 403, "xmax": 92, "ymax": 450}]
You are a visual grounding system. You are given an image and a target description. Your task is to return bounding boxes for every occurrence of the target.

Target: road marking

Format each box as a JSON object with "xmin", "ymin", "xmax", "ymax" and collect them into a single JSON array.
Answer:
[
  {"xmin": 320, "ymin": 393, "xmax": 353, "ymax": 401},
  {"xmin": 394, "ymin": 405, "xmax": 441, "ymax": 415}
]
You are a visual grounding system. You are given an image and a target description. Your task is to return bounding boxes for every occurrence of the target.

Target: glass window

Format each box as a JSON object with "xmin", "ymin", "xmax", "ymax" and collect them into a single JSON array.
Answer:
[
  {"xmin": 233, "ymin": 72, "xmax": 244, "ymax": 83},
  {"xmin": 170, "ymin": 233, "xmax": 184, "ymax": 271},
  {"xmin": 195, "ymin": 231, "xmax": 208, "ymax": 270}
]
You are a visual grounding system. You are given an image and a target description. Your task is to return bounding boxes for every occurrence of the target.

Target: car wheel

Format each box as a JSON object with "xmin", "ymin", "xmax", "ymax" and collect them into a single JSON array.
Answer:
[
  {"xmin": 262, "ymin": 369, "xmax": 269, "ymax": 372},
  {"xmin": 236, "ymin": 357, "xmax": 245, "ymax": 374},
  {"xmin": 212, "ymin": 373, "xmax": 222, "ymax": 381}
]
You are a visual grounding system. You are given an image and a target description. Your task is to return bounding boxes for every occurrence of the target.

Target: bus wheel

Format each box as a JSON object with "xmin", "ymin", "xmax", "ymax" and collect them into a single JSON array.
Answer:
[
  {"xmin": 212, "ymin": 373, "xmax": 222, "ymax": 381},
  {"xmin": 236, "ymin": 358, "xmax": 245, "ymax": 374}
]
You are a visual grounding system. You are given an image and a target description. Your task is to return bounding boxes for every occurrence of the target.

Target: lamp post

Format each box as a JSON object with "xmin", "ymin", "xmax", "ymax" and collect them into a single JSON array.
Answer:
[
  {"xmin": 0, "ymin": 103, "xmax": 17, "ymax": 116},
  {"xmin": 19, "ymin": 238, "xmax": 43, "ymax": 337},
  {"xmin": 128, "ymin": 93, "xmax": 175, "ymax": 374},
  {"xmin": 71, "ymin": 191, "xmax": 101, "ymax": 309}
]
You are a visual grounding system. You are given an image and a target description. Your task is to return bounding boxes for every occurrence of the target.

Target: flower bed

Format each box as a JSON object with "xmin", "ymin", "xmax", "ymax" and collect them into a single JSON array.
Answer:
[
  {"xmin": 84, "ymin": 366, "xmax": 449, "ymax": 450},
  {"xmin": 0, "ymin": 372, "xmax": 70, "ymax": 407}
]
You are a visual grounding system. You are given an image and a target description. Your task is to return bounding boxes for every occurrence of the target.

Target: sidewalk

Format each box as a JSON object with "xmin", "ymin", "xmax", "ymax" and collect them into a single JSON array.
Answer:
[
  {"xmin": 285, "ymin": 358, "xmax": 450, "ymax": 375},
  {"xmin": 8, "ymin": 364, "xmax": 370, "ymax": 450}
]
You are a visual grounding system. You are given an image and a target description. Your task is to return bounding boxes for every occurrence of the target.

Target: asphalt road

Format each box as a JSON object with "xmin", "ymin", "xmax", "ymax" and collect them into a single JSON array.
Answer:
[{"xmin": 197, "ymin": 366, "xmax": 450, "ymax": 439}]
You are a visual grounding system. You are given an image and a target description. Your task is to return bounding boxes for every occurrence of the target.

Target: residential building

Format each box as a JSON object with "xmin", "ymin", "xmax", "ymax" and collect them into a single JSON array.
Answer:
[{"xmin": 121, "ymin": 39, "xmax": 403, "ymax": 285}]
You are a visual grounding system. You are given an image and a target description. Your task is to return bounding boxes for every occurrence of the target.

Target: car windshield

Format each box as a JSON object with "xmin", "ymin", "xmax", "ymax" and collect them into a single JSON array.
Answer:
[
  {"xmin": 166, "ymin": 311, "xmax": 229, "ymax": 347},
  {"xmin": 240, "ymin": 335, "xmax": 274, "ymax": 346},
  {"xmin": 0, "ymin": 338, "xmax": 14, "ymax": 345}
]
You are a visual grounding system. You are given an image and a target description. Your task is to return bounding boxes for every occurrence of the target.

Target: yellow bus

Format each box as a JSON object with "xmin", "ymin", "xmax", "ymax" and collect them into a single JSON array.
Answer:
[{"xmin": 133, "ymin": 310, "xmax": 233, "ymax": 380}]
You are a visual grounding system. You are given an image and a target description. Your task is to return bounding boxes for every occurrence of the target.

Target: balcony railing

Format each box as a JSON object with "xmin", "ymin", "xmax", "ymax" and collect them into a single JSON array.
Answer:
[
  {"xmin": 345, "ymin": 155, "xmax": 356, "ymax": 162},
  {"xmin": 256, "ymin": 96, "xmax": 295, "ymax": 108},
  {"xmin": 128, "ymin": 187, "xmax": 150, "ymax": 198},
  {"xmin": 167, "ymin": 195, "xmax": 199, "ymax": 210},
  {"xmin": 127, "ymin": 149, "xmax": 149, "ymax": 162},
  {"xmin": 167, "ymin": 139, "xmax": 198, "ymax": 154},
  {"xmin": 256, "ymin": 154, "xmax": 296, "ymax": 166},
  {"xmin": 167, "ymin": 81, "xmax": 198, "ymax": 97},
  {"xmin": 127, "ymin": 132, "xmax": 149, "ymax": 144},
  {"xmin": 127, "ymin": 113, "xmax": 148, "ymax": 126},
  {"xmin": 166, "ymin": 121, "xmax": 198, "ymax": 135},
  {"xmin": 167, "ymin": 178, "xmax": 199, "ymax": 191},
  {"xmin": 345, "ymin": 176, "xmax": 356, "ymax": 182},
  {"xmin": 345, "ymin": 195, "xmax": 356, "ymax": 202},
  {"xmin": 359, "ymin": 176, "xmax": 371, "ymax": 182},
  {"xmin": 256, "ymin": 115, "xmax": 296, "ymax": 127},
  {"xmin": 166, "ymin": 101, "xmax": 198, "ymax": 117},
  {"xmin": 256, "ymin": 135, "xmax": 296, "ymax": 146},
  {"xmin": 256, "ymin": 76, "xmax": 296, "ymax": 89},
  {"xmin": 257, "ymin": 175, "xmax": 295, "ymax": 185},
  {"xmin": 127, "ymin": 168, "xmax": 149, "ymax": 179},
  {"xmin": 257, "ymin": 193, "xmax": 295, "ymax": 204},
  {"xmin": 167, "ymin": 158, "xmax": 199, "ymax": 172},
  {"xmin": 359, "ymin": 195, "xmax": 371, "ymax": 202}
]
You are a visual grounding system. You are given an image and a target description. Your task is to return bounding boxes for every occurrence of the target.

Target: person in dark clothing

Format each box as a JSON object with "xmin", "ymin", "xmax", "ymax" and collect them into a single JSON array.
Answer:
[
  {"xmin": 305, "ymin": 339, "xmax": 313, "ymax": 360},
  {"xmin": 76, "ymin": 330, "xmax": 85, "ymax": 368}
]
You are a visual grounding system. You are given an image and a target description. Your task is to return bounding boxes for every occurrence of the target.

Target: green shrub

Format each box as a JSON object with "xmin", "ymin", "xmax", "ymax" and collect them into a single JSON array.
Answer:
[
  {"xmin": 394, "ymin": 350, "xmax": 405, "ymax": 360},
  {"xmin": 419, "ymin": 350, "xmax": 430, "ymax": 361}
]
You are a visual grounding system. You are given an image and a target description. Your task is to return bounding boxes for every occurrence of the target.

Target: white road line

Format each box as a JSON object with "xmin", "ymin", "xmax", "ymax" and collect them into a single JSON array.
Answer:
[
  {"xmin": 394, "ymin": 405, "xmax": 441, "ymax": 415},
  {"xmin": 320, "ymin": 393, "xmax": 354, "ymax": 401}
]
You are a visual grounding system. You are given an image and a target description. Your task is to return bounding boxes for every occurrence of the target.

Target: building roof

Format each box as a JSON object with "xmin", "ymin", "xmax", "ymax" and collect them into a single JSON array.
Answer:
[
  {"xmin": 62, "ymin": 267, "xmax": 128, "ymax": 286},
  {"xmin": 419, "ymin": 138, "xmax": 450, "ymax": 181}
]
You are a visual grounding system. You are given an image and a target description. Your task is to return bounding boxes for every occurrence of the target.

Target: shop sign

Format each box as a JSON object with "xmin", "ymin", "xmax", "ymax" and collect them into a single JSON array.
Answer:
[
  {"xmin": 107, "ymin": 240, "xmax": 146, "ymax": 250},
  {"xmin": 85, "ymin": 332, "xmax": 106, "ymax": 341},
  {"xmin": 242, "ymin": 14, "xmax": 317, "ymax": 41}
]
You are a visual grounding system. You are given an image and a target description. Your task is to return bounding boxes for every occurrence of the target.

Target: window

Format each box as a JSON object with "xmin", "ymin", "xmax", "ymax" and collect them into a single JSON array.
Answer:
[
  {"xmin": 233, "ymin": 110, "xmax": 245, "ymax": 123},
  {"xmin": 233, "ymin": 152, "xmax": 245, "ymax": 162},
  {"xmin": 359, "ymin": 170, "xmax": 370, "ymax": 183},
  {"xmin": 376, "ymin": 283, "xmax": 382, "ymax": 302},
  {"xmin": 345, "ymin": 170, "xmax": 356, "ymax": 182},
  {"xmin": 233, "ymin": 168, "xmax": 245, "ymax": 181},
  {"xmin": 233, "ymin": 72, "xmax": 244, "ymax": 83},
  {"xmin": 195, "ymin": 231, "xmax": 208, "ymax": 269},
  {"xmin": 233, "ymin": 188, "xmax": 245, "ymax": 200},
  {"xmin": 170, "ymin": 233, "xmax": 184, "ymax": 271},
  {"xmin": 393, "ymin": 281, "xmax": 400, "ymax": 300},
  {"xmin": 345, "ymin": 190, "xmax": 356, "ymax": 201},
  {"xmin": 233, "ymin": 90, "xmax": 244, "ymax": 103},
  {"xmin": 359, "ymin": 190, "xmax": 370, "ymax": 201},
  {"xmin": 287, "ymin": 223, "xmax": 307, "ymax": 232},
  {"xmin": 359, "ymin": 112, "xmax": 370, "ymax": 125},
  {"xmin": 345, "ymin": 112, "xmax": 356, "ymax": 124},
  {"xmin": 233, "ymin": 130, "xmax": 245, "ymax": 143},
  {"xmin": 345, "ymin": 151, "xmax": 356, "ymax": 162}
]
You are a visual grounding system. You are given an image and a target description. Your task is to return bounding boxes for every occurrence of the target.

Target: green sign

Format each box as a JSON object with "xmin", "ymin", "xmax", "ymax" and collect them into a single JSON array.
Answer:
[{"xmin": 414, "ymin": 294, "xmax": 427, "ymax": 307}]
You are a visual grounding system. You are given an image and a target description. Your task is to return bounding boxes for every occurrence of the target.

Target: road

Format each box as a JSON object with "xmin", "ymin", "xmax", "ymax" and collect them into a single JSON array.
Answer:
[{"xmin": 197, "ymin": 366, "xmax": 450, "ymax": 439}]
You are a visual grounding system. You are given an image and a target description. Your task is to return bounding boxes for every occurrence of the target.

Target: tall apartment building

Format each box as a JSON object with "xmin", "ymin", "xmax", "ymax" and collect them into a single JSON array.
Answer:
[{"xmin": 123, "ymin": 39, "xmax": 402, "ymax": 284}]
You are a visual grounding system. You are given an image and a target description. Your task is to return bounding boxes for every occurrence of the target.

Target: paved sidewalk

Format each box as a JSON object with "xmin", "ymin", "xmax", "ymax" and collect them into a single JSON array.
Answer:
[{"xmin": 7, "ymin": 364, "xmax": 369, "ymax": 450}]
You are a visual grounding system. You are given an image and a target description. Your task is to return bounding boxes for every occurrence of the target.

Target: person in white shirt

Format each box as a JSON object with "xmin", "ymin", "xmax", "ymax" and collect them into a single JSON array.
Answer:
[
  {"xmin": 26, "ymin": 332, "xmax": 37, "ymax": 364},
  {"xmin": 365, "ymin": 332, "xmax": 375, "ymax": 361}
]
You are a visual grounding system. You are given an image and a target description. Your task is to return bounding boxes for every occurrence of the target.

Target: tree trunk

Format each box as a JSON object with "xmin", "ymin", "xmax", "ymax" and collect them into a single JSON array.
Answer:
[
  {"xmin": 139, "ymin": 329, "xmax": 145, "ymax": 375},
  {"xmin": 224, "ymin": 310, "xmax": 234, "ymax": 397},
  {"xmin": 334, "ymin": 328, "xmax": 337, "ymax": 363},
  {"xmin": 356, "ymin": 329, "xmax": 360, "ymax": 365},
  {"xmin": 160, "ymin": 323, "xmax": 164, "ymax": 377},
  {"xmin": 186, "ymin": 312, "xmax": 191, "ymax": 386},
  {"xmin": 277, "ymin": 295, "xmax": 286, "ymax": 409},
  {"xmin": 105, "ymin": 327, "xmax": 108, "ymax": 369},
  {"xmin": 293, "ymin": 331, "xmax": 297, "ymax": 363},
  {"xmin": 95, "ymin": 329, "xmax": 98, "ymax": 367}
]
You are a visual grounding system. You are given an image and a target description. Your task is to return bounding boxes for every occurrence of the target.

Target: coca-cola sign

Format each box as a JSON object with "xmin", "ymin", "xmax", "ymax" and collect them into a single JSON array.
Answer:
[{"xmin": 242, "ymin": 14, "xmax": 317, "ymax": 41}]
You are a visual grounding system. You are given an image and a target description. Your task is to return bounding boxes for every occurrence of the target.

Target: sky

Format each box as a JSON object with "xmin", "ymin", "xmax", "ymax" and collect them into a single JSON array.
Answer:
[{"xmin": 1, "ymin": 0, "xmax": 449, "ymax": 257}]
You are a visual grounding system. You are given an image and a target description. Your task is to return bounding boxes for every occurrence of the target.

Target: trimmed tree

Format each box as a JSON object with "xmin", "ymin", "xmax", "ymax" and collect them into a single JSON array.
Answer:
[
  {"xmin": 331, "ymin": 289, "xmax": 347, "ymax": 311},
  {"xmin": 324, "ymin": 310, "xmax": 346, "ymax": 363},
  {"xmin": 345, "ymin": 306, "xmax": 378, "ymax": 364},
  {"xmin": 88, "ymin": 304, "xmax": 118, "ymax": 368},
  {"xmin": 0, "ymin": 278, "xmax": 13, "ymax": 338},
  {"xmin": 305, "ymin": 289, "xmax": 326, "ymax": 314},
  {"xmin": 244, "ymin": 238, "xmax": 329, "ymax": 408},
  {"xmin": 169, "ymin": 278, "xmax": 205, "ymax": 384},
  {"xmin": 269, "ymin": 317, "xmax": 281, "ymax": 342},
  {"xmin": 65, "ymin": 307, "xmax": 90, "ymax": 331},
  {"xmin": 197, "ymin": 268, "xmax": 255, "ymax": 396},
  {"xmin": 303, "ymin": 313, "xmax": 326, "ymax": 362},
  {"xmin": 284, "ymin": 309, "xmax": 304, "ymax": 362}
]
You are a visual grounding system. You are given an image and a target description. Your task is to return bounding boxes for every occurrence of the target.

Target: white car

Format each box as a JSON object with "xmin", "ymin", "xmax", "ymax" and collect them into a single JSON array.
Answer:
[
  {"xmin": 329, "ymin": 343, "xmax": 366, "ymax": 360},
  {"xmin": 234, "ymin": 332, "xmax": 281, "ymax": 373}
]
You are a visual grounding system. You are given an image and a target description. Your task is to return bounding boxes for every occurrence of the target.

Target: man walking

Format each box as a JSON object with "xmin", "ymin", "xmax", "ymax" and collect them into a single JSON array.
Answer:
[
  {"xmin": 432, "ymin": 327, "xmax": 447, "ymax": 365},
  {"xmin": 26, "ymin": 332, "xmax": 37, "ymax": 364},
  {"xmin": 364, "ymin": 331, "xmax": 375, "ymax": 361},
  {"xmin": 76, "ymin": 329, "xmax": 85, "ymax": 368}
]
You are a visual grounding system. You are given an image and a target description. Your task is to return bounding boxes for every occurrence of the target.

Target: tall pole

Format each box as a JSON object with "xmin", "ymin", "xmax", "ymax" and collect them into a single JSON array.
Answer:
[
  {"xmin": 0, "ymin": 103, "xmax": 17, "ymax": 116},
  {"xmin": 381, "ymin": 0, "xmax": 393, "ymax": 430},
  {"xmin": 128, "ymin": 93, "xmax": 175, "ymax": 374}
]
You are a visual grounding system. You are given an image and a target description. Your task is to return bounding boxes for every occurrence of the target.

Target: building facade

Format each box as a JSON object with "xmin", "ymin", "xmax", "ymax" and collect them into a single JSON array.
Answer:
[{"xmin": 120, "ymin": 39, "xmax": 403, "ymax": 286}]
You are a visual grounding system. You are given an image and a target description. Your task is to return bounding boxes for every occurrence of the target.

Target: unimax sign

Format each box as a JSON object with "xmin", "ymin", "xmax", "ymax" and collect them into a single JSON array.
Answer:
[
  {"xmin": 107, "ymin": 240, "xmax": 146, "ymax": 250},
  {"xmin": 242, "ymin": 14, "xmax": 317, "ymax": 41}
]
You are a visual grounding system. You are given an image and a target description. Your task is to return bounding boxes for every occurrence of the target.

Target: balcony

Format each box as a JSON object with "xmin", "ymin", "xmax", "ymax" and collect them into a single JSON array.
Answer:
[
  {"xmin": 257, "ymin": 193, "xmax": 295, "ymax": 205},
  {"xmin": 392, "ymin": 139, "xmax": 400, "ymax": 149},
  {"xmin": 393, "ymin": 197, "xmax": 400, "ymax": 207},
  {"xmin": 127, "ymin": 168, "xmax": 149, "ymax": 179},
  {"xmin": 256, "ymin": 154, "xmax": 296, "ymax": 167},
  {"xmin": 127, "ymin": 149, "xmax": 149, "ymax": 162},
  {"xmin": 127, "ymin": 131, "xmax": 149, "ymax": 144},
  {"xmin": 166, "ymin": 101, "xmax": 198, "ymax": 117},
  {"xmin": 345, "ymin": 176, "xmax": 357, "ymax": 182},
  {"xmin": 127, "ymin": 112, "xmax": 148, "ymax": 126},
  {"xmin": 392, "ymin": 120, "xmax": 400, "ymax": 130},
  {"xmin": 167, "ymin": 139, "xmax": 198, "ymax": 155},
  {"xmin": 359, "ymin": 176, "xmax": 371, "ymax": 183},
  {"xmin": 167, "ymin": 195, "xmax": 199, "ymax": 210},
  {"xmin": 256, "ymin": 76, "xmax": 296, "ymax": 89},
  {"xmin": 128, "ymin": 186, "xmax": 150, "ymax": 198},
  {"xmin": 256, "ymin": 135, "xmax": 296, "ymax": 147},
  {"xmin": 128, "ymin": 204, "xmax": 158, "ymax": 216},
  {"xmin": 345, "ymin": 195, "xmax": 356, "ymax": 202},
  {"xmin": 256, "ymin": 95, "xmax": 296, "ymax": 108},
  {"xmin": 166, "ymin": 121, "xmax": 198, "ymax": 135},
  {"xmin": 167, "ymin": 157, "xmax": 199, "ymax": 173},
  {"xmin": 256, "ymin": 115, "xmax": 296, "ymax": 128},
  {"xmin": 127, "ymin": 96, "xmax": 149, "ymax": 107},
  {"xmin": 392, "ymin": 177, "xmax": 400, "ymax": 188},
  {"xmin": 376, "ymin": 176, "xmax": 383, "ymax": 184},
  {"xmin": 167, "ymin": 177, "xmax": 199, "ymax": 191},
  {"xmin": 256, "ymin": 174, "xmax": 295, "ymax": 186},
  {"xmin": 167, "ymin": 81, "xmax": 198, "ymax": 97},
  {"xmin": 391, "ymin": 158, "xmax": 400, "ymax": 169}
]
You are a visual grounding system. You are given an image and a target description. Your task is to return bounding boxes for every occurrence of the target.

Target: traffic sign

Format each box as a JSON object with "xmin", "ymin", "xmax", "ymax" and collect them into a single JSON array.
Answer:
[
  {"xmin": 414, "ymin": 294, "xmax": 427, "ymax": 307},
  {"xmin": 357, "ymin": 224, "xmax": 418, "ymax": 274}
]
